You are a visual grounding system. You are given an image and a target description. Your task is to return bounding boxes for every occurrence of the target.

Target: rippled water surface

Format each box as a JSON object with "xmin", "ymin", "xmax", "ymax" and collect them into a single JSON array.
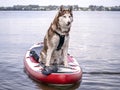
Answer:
[{"xmin": 0, "ymin": 11, "xmax": 120, "ymax": 90}]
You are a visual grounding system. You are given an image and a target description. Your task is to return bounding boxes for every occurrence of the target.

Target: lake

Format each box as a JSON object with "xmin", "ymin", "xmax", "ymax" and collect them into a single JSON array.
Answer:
[{"xmin": 0, "ymin": 11, "xmax": 120, "ymax": 90}]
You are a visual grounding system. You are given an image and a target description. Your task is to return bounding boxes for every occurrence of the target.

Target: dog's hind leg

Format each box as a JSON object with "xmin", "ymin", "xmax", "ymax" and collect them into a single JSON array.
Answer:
[
  {"xmin": 45, "ymin": 47, "xmax": 54, "ymax": 66},
  {"xmin": 39, "ymin": 51, "xmax": 46, "ymax": 63}
]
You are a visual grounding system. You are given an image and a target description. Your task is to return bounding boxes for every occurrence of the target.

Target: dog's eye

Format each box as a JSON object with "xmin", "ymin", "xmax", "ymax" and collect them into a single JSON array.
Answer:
[
  {"xmin": 63, "ymin": 16, "xmax": 66, "ymax": 18},
  {"xmin": 69, "ymin": 16, "xmax": 71, "ymax": 18}
]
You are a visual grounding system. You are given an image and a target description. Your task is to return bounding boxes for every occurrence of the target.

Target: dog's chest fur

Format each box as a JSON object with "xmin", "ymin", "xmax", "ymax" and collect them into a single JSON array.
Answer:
[{"xmin": 47, "ymin": 27, "xmax": 69, "ymax": 50}]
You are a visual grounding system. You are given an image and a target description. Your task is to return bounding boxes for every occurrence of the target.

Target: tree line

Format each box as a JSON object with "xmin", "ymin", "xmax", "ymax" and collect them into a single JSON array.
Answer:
[{"xmin": 0, "ymin": 5, "xmax": 120, "ymax": 11}]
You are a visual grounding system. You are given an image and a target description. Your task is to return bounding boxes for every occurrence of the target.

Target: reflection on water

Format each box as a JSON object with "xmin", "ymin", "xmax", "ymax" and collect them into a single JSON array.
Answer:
[
  {"xmin": 34, "ymin": 80, "xmax": 81, "ymax": 90},
  {"xmin": 0, "ymin": 11, "xmax": 120, "ymax": 90}
]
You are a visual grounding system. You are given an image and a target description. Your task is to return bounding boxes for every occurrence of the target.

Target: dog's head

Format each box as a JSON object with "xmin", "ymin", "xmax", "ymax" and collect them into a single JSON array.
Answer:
[{"xmin": 58, "ymin": 5, "xmax": 73, "ymax": 28}]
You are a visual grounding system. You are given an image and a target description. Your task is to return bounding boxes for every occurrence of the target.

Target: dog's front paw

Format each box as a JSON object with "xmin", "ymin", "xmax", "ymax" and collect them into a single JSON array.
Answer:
[
  {"xmin": 64, "ymin": 64, "xmax": 68, "ymax": 67},
  {"xmin": 64, "ymin": 62, "xmax": 68, "ymax": 67},
  {"xmin": 45, "ymin": 63, "xmax": 50, "ymax": 67},
  {"xmin": 38, "ymin": 58, "xmax": 41, "ymax": 62}
]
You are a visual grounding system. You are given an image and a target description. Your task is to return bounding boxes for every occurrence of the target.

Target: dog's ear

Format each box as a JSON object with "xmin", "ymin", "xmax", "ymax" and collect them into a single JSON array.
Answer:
[
  {"xmin": 69, "ymin": 6, "xmax": 73, "ymax": 12},
  {"xmin": 59, "ymin": 5, "xmax": 64, "ymax": 12}
]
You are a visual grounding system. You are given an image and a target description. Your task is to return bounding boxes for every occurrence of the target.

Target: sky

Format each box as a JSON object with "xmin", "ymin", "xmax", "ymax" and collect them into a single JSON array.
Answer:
[{"xmin": 0, "ymin": 0, "xmax": 120, "ymax": 7}]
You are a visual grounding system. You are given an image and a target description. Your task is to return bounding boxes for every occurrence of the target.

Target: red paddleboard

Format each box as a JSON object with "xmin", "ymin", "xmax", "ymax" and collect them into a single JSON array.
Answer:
[{"xmin": 24, "ymin": 43, "xmax": 82, "ymax": 86}]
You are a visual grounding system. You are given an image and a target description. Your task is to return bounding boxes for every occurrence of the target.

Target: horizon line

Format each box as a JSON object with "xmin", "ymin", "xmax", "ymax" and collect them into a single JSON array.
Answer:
[{"xmin": 0, "ymin": 4, "xmax": 120, "ymax": 7}]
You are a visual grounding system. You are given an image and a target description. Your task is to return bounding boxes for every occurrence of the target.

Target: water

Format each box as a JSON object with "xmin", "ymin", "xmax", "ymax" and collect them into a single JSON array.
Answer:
[{"xmin": 0, "ymin": 11, "xmax": 120, "ymax": 90}]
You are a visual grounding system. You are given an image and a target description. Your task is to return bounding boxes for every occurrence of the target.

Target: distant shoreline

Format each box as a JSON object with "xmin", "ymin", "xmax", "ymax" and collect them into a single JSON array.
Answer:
[{"xmin": 0, "ymin": 5, "xmax": 120, "ymax": 11}]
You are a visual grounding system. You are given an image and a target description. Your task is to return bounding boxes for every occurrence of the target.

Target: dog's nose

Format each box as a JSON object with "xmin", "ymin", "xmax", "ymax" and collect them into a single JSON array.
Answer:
[{"xmin": 67, "ymin": 22, "xmax": 71, "ymax": 26}]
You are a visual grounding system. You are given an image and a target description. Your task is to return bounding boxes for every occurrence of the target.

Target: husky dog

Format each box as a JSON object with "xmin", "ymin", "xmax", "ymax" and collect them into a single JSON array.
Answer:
[{"xmin": 39, "ymin": 5, "xmax": 73, "ymax": 67}]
